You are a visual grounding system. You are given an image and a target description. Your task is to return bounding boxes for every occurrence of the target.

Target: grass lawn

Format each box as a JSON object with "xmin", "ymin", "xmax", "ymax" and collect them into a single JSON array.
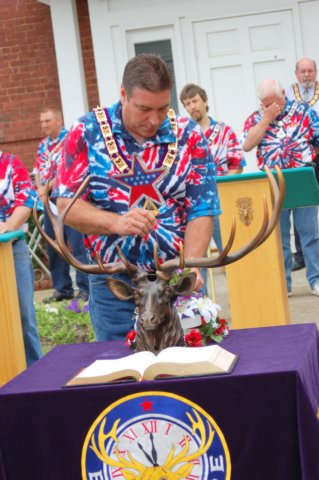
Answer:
[{"xmin": 35, "ymin": 298, "xmax": 95, "ymax": 354}]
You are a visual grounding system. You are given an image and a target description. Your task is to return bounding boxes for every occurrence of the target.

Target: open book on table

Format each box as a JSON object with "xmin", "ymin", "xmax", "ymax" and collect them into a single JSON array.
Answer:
[{"xmin": 65, "ymin": 344, "xmax": 239, "ymax": 386}]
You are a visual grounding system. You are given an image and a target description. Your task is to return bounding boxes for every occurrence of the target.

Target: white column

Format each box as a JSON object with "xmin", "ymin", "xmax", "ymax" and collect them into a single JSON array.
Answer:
[
  {"xmin": 87, "ymin": 0, "xmax": 121, "ymax": 106},
  {"xmin": 48, "ymin": 0, "xmax": 88, "ymax": 127}
]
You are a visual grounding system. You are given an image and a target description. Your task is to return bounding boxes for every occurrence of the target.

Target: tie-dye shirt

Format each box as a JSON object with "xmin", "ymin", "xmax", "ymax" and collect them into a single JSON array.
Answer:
[
  {"xmin": 0, "ymin": 152, "xmax": 35, "ymax": 227},
  {"xmin": 206, "ymin": 117, "xmax": 246, "ymax": 176},
  {"xmin": 286, "ymin": 82, "xmax": 319, "ymax": 116},
  {"xmin": 242, "ymin": 99, "xmax": 319, "ymax": 170},
  {"xmin": 53, "ymin": 102, "xmax": 220, "ymax": 270},
  {"xmin": 34, "ymin": 128, "xmax": 67, "ymax": 185}
]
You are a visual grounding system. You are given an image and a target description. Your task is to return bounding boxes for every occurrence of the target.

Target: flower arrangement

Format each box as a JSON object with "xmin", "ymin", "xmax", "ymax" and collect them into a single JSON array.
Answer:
[
  {"xmin": 125, "ymin": 290, "xmax": 229, "ymax": 350},
  {"xmin": 176, "ymin": 292, "xmax": 229, "ymax": 346}
]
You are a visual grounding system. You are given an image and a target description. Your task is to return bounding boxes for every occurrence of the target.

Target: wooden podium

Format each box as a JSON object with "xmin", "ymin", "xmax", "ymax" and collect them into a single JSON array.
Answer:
[
  {"xmin": 0, "ymin": 231, "xmax": 26, "ymax": 386},
  {"xmin": 216, "ymin": 167, "xmax": 319, "ymax": 329},
  {"xmin": 216, "ymin": 170, "xmax": 291, "ymax": 329}
]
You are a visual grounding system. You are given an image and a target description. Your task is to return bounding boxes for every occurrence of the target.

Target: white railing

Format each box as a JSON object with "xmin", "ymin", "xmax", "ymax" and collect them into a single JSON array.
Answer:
[{"xmin": 27, "ymin": 214, "xmax": 51, "ymax": 278}]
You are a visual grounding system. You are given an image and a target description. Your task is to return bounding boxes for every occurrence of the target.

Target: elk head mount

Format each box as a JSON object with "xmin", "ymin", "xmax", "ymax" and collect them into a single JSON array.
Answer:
[{"xmin": 33, "ymin": 166, "xmax": 285, "ymax": 354}]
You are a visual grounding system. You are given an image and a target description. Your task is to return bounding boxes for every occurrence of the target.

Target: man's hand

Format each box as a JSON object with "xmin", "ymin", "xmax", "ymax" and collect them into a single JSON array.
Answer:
[
  {"xmin": 56, "ymin": 198, "xmax": 156, "ymax": 237},
  {"xmin": 192, "ymin": 267, "xmax": 204, "ymax": 291},
  {"xmin": 114, "ymin": 208, "xmax": 156, "ymax": 237},
  {"xmin": 261, "ymin": 102, "xmax": 282, "ymax": 123},
  {"xmin": 0, "ymin": 221, "xmax": 10, "ymax": 234},
  {"xmin": 244, "ymin": 102, "xmax": 283, "ymax": 152}
]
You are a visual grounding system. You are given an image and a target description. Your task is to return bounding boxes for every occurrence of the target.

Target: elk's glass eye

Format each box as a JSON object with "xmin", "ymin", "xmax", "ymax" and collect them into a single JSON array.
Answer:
[{"xmin": 147, "ymin": 273, "xmax": 157, "ymax": 282}]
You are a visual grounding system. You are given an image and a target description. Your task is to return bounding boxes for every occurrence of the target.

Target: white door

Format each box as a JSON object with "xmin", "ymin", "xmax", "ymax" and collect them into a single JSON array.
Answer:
[
  {"xmin": 193, "ymin": 10, "xmax": 297, "ymax": 171},
  {"xmin": 126, "ymin": 25, "xmax": 182, "ymax": 113}
]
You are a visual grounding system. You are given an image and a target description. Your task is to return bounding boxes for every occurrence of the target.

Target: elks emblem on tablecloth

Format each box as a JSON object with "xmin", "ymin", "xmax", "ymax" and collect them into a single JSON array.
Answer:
[
  {"xmin": 81, "ymin": 391, "xmax": 231, "ymax": 479},
  {"xmin": 113, "ymin": 155, "xmax": 167, "ymax": 209}
]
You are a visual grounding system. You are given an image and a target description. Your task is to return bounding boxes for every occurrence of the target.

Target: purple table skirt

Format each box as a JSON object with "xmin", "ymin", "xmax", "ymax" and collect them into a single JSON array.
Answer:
[{"xmin": 1, "ymin": 323, "xmax": 319, "ymax": 479}]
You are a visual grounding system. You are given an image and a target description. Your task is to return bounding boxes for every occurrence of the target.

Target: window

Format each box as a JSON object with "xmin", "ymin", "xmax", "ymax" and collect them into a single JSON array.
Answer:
[{"xmin": 135, "ymin": 40, "xmax": 179, "ymax": 113}]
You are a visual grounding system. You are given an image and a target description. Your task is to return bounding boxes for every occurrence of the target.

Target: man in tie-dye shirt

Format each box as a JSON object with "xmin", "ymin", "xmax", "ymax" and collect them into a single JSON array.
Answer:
[
  {"xmin": 180, "ymin": 83, "xmax": 245, "ymax": 254},
  {"xmin": 0, "ymin": 151, "xmax": 42, "ymax": 365},
  {"xmin": 242, "ymin": 78, "xmax": 319, "ymax": 298},
  {"xmin": 34, "ymin": 108, "xmax": 89, "ymax": 303},
  {"xmin": 286, "ymin": 57, "xmax": 319, "ymax": 271},
  {"xmin": 53, "ymin": 54, "xmax": 221, "ymax": 341}
]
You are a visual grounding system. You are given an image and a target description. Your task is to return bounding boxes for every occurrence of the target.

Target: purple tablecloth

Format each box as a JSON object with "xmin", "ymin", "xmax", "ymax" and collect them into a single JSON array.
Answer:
[{"xmin": 0, "ymin": 323, "xmax": 319, "ymax": 479}]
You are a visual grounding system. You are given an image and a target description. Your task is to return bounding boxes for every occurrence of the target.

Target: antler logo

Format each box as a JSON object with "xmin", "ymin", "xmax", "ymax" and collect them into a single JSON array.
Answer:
[
  {"xmin": 236, "ymin": 197, "xmax": 253, "ymax": 226},
  {"xmin": 82, "ymin": 392, "xmax": 231, "ymax": 479}
]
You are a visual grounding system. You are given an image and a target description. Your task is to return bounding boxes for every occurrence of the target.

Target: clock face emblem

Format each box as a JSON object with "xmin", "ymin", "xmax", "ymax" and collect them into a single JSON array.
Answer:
[{"xmin": 82, "ymin": 391, "xmax": 231, "ymax": 479}]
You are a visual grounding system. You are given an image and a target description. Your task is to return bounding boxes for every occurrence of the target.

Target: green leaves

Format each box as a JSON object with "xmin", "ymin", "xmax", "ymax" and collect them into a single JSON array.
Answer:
[{"xmin": 169, "ymin": 268, "xmax": 192, "ymax": 287}]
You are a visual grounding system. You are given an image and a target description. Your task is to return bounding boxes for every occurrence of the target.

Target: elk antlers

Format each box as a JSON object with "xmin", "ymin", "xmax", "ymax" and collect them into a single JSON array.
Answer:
[
  {"xmin": 33, "ymin": 165, "xmax": 284, "ymax": 275},
  {"xmin": 33, "ymin": 177, "xmax": 126, "ymax": 275},
  {"xmin": 157, "ymin": 165, "xmax": 285, "ymax": 271}
]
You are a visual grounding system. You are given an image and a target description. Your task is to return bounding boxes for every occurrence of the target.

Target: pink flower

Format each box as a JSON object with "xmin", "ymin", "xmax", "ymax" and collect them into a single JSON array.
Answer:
[{"xmin": 185, "ymin": 329, "xmax": 203, "ymax": 347}]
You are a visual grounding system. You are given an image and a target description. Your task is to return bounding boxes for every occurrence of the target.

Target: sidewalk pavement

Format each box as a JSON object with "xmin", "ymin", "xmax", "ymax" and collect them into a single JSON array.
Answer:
[{"xmin": 212, "ymin": 266, "xmax": 318, "ymax": 329}]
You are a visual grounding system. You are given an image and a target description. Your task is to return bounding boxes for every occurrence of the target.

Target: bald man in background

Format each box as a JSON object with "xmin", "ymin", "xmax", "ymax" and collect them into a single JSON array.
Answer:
[{"xmin": 286, "ymin": 57, "xmax": 319, "ymax": 271}]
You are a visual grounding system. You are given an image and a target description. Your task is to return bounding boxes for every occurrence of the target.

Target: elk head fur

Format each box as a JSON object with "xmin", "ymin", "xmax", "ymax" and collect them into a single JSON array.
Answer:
[{"xmin": 106, "ymin": 269, "xmax": 197, "ymax": 353}]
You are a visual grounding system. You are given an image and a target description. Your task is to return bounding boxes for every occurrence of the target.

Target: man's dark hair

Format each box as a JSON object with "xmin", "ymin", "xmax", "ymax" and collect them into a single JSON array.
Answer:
[
  {"xmin": 122, "ymin": 54, "xmax": 173, "ymax": 98},
  {"xmin": 180, "ymin": 83, "xmax": 208, "ymax": 111}
]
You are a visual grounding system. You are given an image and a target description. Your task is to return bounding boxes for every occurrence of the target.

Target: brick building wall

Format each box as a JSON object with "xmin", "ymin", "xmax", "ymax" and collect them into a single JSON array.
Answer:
[{"xmin": 0, "ymin": 0, "xmax": 99, "ymax": 172}]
